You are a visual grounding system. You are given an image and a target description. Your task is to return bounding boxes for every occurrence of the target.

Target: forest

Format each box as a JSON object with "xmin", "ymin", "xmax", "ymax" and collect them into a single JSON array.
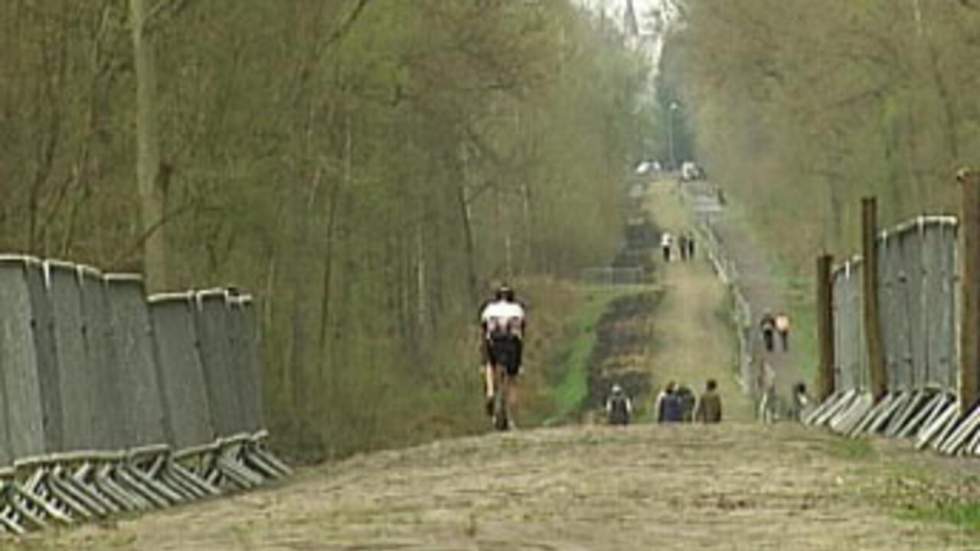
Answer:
[
  {"xmin": 0, "ymin": 1, "xmax": 654, "ymax": 459},
  {"xmin": 660, "ymin": 1, "xmax": 980, "ymax": 270}
]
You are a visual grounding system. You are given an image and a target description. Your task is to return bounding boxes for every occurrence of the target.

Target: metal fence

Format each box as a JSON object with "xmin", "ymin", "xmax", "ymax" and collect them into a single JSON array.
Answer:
[
  {"xmin": 829, "ymin": 217, "xmax": 957, "ymax": 393},
  {"xmin": 831, "ymin": 259, "xmax": 869, "ymax": 393},
  {"xmin": 807, "ymin": 216, "xmax": 968, "ymax": 454},
  {"xmin": 689, "ymin": 218, "xmax": 755, "ymax": 397},
  {"xmin": 0, "ymin": 255, "xmax": 289, "ymax": 534}
]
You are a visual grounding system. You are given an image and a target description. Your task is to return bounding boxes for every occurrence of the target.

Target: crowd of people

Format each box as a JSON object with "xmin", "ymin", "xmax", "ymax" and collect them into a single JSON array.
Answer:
[{"xmin": 604, "ymin": 379, "xmax": 723, "ymax": 426}]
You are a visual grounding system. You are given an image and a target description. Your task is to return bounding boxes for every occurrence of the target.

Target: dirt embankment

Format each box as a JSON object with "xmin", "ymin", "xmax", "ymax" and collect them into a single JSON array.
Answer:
[{"xmin": 584, "ymin": 292, "xmax": 660, "ymax": 412}]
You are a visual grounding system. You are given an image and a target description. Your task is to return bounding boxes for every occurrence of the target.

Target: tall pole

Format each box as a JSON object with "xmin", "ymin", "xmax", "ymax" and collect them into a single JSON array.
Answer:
[
  {"xmin": 958, "ymin": 168, "xmax": 980, "ymax": 413},
  {"xmin": 130, "ymin": 0, "xmax": 167, "ymax": 291},
  {"xmin": 816, "ymin": 254, "xmax": 836, "ymax": 401},
  {"xmin": 861, "ymin": 197, "xmax": 887, "ymax": 401},
  {"xmin": 668, "ymin": 101, "xmax": 678, "ymax": 170}
]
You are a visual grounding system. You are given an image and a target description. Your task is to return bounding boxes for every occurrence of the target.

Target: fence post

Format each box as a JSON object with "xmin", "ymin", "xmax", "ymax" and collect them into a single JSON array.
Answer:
[
  {"xmin": 816, "ymin": 254, "xmax": 835, "ymax": 401},
  {"xmin": 959, "ymin": 169, "xmax": 980, "ymax": 413},
  {"xmin": 861, "ymin": 196, "xmax": 887, "ymax": 401}
]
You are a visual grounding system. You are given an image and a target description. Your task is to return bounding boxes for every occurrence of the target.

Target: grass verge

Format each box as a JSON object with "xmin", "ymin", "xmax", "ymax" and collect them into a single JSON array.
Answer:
[
  {"xmin": 545, "ymin": 284, "xmax": 653, "ymax": 423},
  {"xmin": 899, "ymin": 502, "xmax": 980, "ymax": 534}
]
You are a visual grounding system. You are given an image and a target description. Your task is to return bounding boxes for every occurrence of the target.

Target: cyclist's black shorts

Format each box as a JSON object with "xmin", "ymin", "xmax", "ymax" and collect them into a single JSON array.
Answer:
[{"xmin": 487, "ymin": 334, "xmax": 522, "ymax": 377}]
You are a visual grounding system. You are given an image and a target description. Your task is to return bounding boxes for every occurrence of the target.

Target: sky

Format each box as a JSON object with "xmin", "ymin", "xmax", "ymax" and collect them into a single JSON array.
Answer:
[
  {"xmin": 575, "ymin": 0, "xmax": 677, "ymax": 37},
  {"xmin": 574, "ymin": 0, "xmax": 679, "ymax": 95},
  {"xmin": 575, "ymin": 0, "xmax": 678, "ymax": 74}
]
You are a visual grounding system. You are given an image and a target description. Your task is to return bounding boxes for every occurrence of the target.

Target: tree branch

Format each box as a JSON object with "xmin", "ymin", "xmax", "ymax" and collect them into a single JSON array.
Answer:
[
  {"xmin": 112, "ymin": 199, "xmax": 196, "ymax": 267},
  {"xmin": 316, "ymin": 0, "xmax": 372, "ymax": 56},
  {"xmin": 144, "ymin": 0, "xmax": 191, "ymax": 33}
]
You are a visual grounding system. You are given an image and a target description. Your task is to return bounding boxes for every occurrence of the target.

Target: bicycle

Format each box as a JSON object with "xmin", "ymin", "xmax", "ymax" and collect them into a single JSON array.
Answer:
[{"xmin": 490, "ymin": 363, "xmax": 511, "ymax": 431}]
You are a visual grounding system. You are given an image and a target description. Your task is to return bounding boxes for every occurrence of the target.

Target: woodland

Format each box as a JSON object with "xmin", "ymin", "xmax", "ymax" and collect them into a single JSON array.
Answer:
[
  {"xmin": 0, "ymin": 1, "xmax": 655, "ymax": 458},
  {"xmin": 660, "ymin": 1, "xmax": 980, "ymax": 270}
]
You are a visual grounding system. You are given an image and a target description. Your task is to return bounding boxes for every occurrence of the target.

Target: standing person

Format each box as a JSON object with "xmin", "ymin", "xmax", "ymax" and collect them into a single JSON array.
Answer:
[
  {"xmin": 775, "ymin": 312, "xmax": 791, "ymax": 351},
  {"xmin": 605, "ymin": 384, "xmax": 633, "ymax": 426},
  {"xmin": 686, "ymin": 232, "xmax": 696, "ymax": 259},
  {"xmin": 676, "ymin": 384, "xmax": 696, "ymax": 421},
  {"xmin": 479, "ymin": 285, "xmax": 526, "ymax": 427},
  {"xmin": 660, "ymin": 232, "xmax": 673, "ymax": 262},
  {"xmin": 694, "ymin": 379, "xmax": 722, "ymax": 423},
  {"xmin": 657, "ymin": 381, "xmax": 684, "ymax": 423},
  {"xmin": 759, "ymin": 310, "xmax": 776, "ymax": 352},
  {"xmin": 677, "ymin": 233, "xmax": 688, "ymax": 261}
]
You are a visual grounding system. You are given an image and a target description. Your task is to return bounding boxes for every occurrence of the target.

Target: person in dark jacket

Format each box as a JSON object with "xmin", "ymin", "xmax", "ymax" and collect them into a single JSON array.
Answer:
[
  {"xmin": 657, "ymin": 381, "xmax": 685, "ymax": 423},
  {"xmin": 605, "ymin": 384, "xmax": 633, "ymax": 426},
  {"xmin": 676, "ymin": 384, "xmax": 696, "ymax": 421},
  {"xmin": 694, "ymin": 379, "xmax": 722, "ymax": 423},
  {"xmin": 759, "ymin": 311, "xmax": 776, "ymax": 352}
]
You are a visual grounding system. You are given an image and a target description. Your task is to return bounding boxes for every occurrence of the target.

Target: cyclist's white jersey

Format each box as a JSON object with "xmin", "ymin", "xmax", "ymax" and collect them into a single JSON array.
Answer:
[{"xmin": 481, "ymin": 300, "xmax": 525, "ymax": 339}]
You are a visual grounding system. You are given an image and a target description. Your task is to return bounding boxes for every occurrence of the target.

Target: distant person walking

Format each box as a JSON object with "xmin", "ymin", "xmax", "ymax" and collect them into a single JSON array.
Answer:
[
  {"xmin": 759, "ymin": 311, "xmax": 776, "ymax": 352},
  {"xmin": 677, "ymin": 234, "xmax": 688, "ymax": 261},
  {"xmin": 686, "ymin": 232, "xmax": 695, "ymax": 259},
  {"xmin": 661, "ymin": 232, "xmax": 673, "ymax": 263},
  {"xmin": 605, "ymin": 384, "xmax": 633, "ymax": 426},
  {"xmin": 775, "ymin": 312, "xmax": 791, "ymax": 351},
  {"xmin": 694, "ymin": 379, "xmax": 722, "ymax": 423},
  {"xmin": 656, "ymin": 381, "xmax": 685, "ymax": 423}
]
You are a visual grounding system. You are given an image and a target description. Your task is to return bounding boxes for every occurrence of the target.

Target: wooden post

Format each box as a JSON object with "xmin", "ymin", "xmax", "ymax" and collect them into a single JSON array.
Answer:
[
  {"xmin": 861, "ymin": 197, "xmax": 887, "ymax": 401},
  {"xmin": 816, "ymin": 254, "xmax": 835, "ymax": 401},
  {"xmin": 959, "ymin": 169, "xmax": 980, "ymax": 413}
]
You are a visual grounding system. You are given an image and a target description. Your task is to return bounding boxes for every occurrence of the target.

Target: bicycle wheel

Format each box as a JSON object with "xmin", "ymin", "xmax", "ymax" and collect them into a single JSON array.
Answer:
[{"xmin": 492, "ymin": 369, "xmax": 509, "ymax": 431}]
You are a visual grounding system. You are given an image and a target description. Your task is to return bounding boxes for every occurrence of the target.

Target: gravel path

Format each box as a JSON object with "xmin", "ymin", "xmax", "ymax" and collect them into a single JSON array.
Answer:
[
  {"xmin": 642, "ymin": 184, "xmax": 755, "ymax": 421},
  {"xmin": 21, "ymin": 425, "xmax": 975, "ymax": 550}
]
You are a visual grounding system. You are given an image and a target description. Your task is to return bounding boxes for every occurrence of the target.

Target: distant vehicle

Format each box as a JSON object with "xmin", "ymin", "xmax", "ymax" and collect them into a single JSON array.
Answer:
[
  {"xmin": 680, "ymin": 161, "xmax": 705, "ymax": 182},
  {"xmin": 634, "ymin": 160, "xmax": 663, "ymax": 176}
]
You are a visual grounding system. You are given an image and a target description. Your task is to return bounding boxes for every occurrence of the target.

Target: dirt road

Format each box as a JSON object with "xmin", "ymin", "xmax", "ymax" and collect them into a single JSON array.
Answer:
[
  {"xmin": 682, "ymin": 180, "xmax": 808, "ymax": 400},
  {"xmin": 642, "ymin": 183, "xmax": 755, "ymax": 421},
  {"xmin": 22, "ymin": 424, "xmax": 976, "ymax": 550}
]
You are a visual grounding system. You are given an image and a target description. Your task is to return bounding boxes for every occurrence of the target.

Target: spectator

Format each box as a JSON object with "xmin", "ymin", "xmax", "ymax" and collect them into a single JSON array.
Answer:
[
  {"xmin": 759, "ymin": 311, "xmax": 776, "ymax": 352},
  {"xmin": 775, "ymin": 312, "xmax": 791, "ymax": 351},
  {"xmin": 660, "ymin": 232, "xmax": 673, "ymax": 262},
  {"xmin": 694, "ymin": 379, "xmax": 722, "ymax": 423},
  {"xmin": 686, "ymin": 232, "xmax": 695, "ymax": 259},
  {"xmin": 677, "ymin": 234, "xmax": 688, "ymax": 261},
  {"xmin": 605, "ymin": 384, "xmax": 633, "ymax": 426},
  {"xmin": 676, "ymin": 384, "xmax": 697, "ymax": 421},
  {"xmin": 657, "ymin": 381, "xmax": 685, "ymax": 423}
]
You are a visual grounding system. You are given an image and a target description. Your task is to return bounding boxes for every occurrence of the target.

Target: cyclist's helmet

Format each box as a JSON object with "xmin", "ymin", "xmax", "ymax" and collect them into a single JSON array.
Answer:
[
  {"xmin": 611, "ymin": 384, "xmax": 623, "ymax": 395},
  {"xmin": 495, "ymin": 284, "xmax": 516, "ymax": 302}
]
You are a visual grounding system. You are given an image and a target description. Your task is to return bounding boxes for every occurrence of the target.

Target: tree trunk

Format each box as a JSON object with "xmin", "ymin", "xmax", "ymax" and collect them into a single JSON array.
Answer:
[
  {"xmin": 130, "ymin": 0, "xmax": 167, "ymax": 290},
  {"xmin": 319, "ymin": 112, "xmax": 351, "ymax": 354},
  {"xmin": 456, "ymin": 182, "xmax": 479, "ymax": 304}
]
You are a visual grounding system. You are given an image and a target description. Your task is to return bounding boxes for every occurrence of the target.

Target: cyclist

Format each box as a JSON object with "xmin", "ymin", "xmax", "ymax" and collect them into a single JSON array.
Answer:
[{"xmin": 479, "ymin": 284, "xmax": 526, "ymax": 425}]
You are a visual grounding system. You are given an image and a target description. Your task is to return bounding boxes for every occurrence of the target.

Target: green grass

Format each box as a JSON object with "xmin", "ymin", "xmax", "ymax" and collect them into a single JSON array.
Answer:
[
  {"xmin": 825, "ymin": 436, "xmax": 876, "ymax": 461},
  {"xmin": 884, "ymin": 470, "xmax": 980, "ymax": 535},
  {"xmin": 547, "ymin": 285, "xmax": 653, "ymax": 422},
  {"xmin": 902, "ymin": 503, "xmax": 980, "ymax": 532}
]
